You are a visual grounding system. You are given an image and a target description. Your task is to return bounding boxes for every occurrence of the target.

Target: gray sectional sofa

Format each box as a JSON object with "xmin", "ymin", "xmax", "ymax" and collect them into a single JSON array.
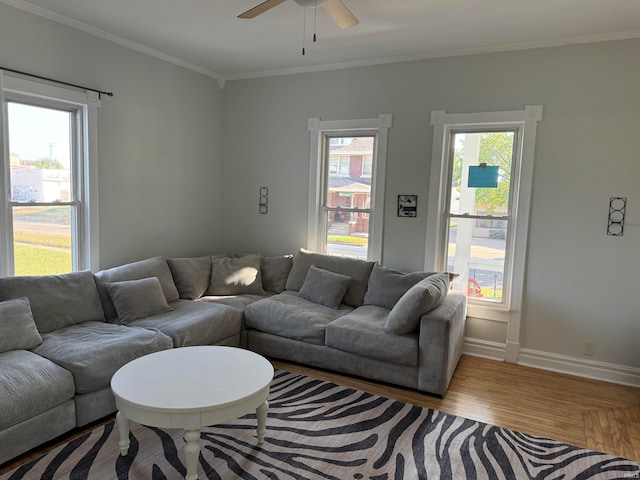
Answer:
[{"xmin": 0, "ymin": 248, "xmax": 466, "ymax": 466}]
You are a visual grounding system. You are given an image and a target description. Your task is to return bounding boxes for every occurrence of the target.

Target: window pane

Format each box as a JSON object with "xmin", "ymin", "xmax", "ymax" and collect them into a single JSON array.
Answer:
[
  {"xmin": 447, "ymin": 217, "xmax": 506, "ymax": 302},
  {"xmin": 12, "ymin": 205, "xmax": 72, "ymax": 275},
  {"xmin": 450, "ymin": 131, "xmax": 514, "ymax": 216},
  {"xmin": 8, "ymin": 103, "xmax": 72, "ymax": 203},
  {"xmin": 326, "ymin": 210, "xmax": 369, "ymax": 260}
]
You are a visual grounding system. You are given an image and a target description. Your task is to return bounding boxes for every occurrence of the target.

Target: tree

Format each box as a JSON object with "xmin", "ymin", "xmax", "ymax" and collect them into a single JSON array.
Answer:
[{"xmin": 452, "ymin": 132, "xmax": 513, "ymax": 214}]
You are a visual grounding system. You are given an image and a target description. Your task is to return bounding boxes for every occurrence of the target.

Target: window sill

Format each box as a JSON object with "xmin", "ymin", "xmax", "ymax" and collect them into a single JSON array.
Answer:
[{"xmin": 466, "ymin": 302, "xmax": 511, "ymax": 323}]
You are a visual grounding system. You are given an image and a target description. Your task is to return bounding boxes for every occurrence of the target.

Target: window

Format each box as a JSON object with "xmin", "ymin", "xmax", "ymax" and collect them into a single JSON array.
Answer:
[
  {"xmin": 307, "ymin": 115, "xmax": 392, "ymax": 262},
  {"xmin": 426, "ymin": 106, "xmax": 542, "ymax": 362},
  {"xmin": 0, "ymin": 74, "xmax": 100, "ymax": 276},
  {"xmin": 362, "ymin": 155, "xmax": 372, "ymax": 178}
]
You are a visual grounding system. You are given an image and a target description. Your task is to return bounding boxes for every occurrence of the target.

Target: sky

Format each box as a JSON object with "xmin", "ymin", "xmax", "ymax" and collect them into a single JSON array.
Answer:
[{"xmin": 8, "ymin": 102, "xmax": 71, "ymax": 168}]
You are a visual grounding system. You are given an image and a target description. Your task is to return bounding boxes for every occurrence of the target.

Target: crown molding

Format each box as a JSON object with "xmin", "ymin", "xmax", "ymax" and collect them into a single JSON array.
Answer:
[
  {"xmin": 3, "ymin": 0, "xmax": 639, "ymax": 86},
  {"xmin": 0, "ymin": 0, "xmax": 224, "ymax": 83}
]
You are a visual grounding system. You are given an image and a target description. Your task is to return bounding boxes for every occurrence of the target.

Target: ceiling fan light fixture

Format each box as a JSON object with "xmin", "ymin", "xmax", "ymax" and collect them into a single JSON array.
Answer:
[{"xmin": 294, "ymin": 0, "xmax": 327, "ymax": 8}]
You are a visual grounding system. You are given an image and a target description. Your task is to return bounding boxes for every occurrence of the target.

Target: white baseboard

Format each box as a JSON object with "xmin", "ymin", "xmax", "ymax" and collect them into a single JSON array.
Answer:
[
  {"xmin": 463, "ymin": 337, "xmax": 506, "ymax": 361},
  {"xmin": 518, "ymin": 348, "xmax": 640, "ymax": 387},
  {"xmin": 462, "ymin": 337, "xmax": 640, "ymax": 387}
]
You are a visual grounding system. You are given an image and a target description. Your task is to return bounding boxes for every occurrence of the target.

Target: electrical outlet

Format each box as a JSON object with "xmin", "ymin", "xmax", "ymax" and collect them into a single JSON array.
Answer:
[{"xmin": 583, "ymin": 341, "xmax": 596, "ymax": 356}]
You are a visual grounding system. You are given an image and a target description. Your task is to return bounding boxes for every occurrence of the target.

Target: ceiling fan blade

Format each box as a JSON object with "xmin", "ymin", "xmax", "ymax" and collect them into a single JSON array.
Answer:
[
  {"xmin": 323, "ymin": 0, "xmax": 359, "ymax": 29},
  {"xmin": 238, "ymin": 0, "xmax": 288, "ymax": 19}
]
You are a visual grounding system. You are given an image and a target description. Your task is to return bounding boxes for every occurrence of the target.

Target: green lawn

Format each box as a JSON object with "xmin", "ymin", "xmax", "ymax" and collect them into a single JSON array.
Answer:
[
  {"xmin": 327, "ymin": 235, "xmax": 368, "ymax": 246},
  {"xmin": 14, "ymin": 244, "xmax": 71, "ymax": 276}
]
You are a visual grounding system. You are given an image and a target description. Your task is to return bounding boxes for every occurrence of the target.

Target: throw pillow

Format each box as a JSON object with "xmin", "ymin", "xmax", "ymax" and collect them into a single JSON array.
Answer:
[
  {"xmin": 384, "ymin": 273, "xmax": 450, "ymax": 335},
  {"xmin": 105, "ymin": 277, "xmax": 173, "ymax": 324},
  {"xmin": 363, "ymin": 265, "xmax": 439, "ymax": 309},
  {"xmin": 298, "ymin": 265, "xmax": 352, "ymax": 309},
  {"xmin": 166, "ymin": 256, "xmax": 211, "ymax": 300},
  {"xmin": 207, "ymin": 254, "xmax": 265, "ymax": 296},
  {"xmin": 0, "ymin": 297, "xmax": 43, "ymax": 353}
]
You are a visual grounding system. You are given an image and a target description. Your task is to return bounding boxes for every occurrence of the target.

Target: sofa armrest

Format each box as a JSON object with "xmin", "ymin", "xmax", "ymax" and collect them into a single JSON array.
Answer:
[{"xmin": 417, "ymin": 292, "xmax": 467, "ymax": 396}]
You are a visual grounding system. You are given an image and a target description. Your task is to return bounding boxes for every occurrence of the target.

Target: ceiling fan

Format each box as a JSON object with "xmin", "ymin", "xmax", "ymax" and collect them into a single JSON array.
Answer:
[{"xmin": 238, "ymin": 0, "xmax": 359, "ymax": 29}]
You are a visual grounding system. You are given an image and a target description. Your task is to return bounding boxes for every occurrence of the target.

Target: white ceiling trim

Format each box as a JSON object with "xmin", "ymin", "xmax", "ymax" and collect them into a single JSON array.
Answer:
[
  {"xmin": 224, "ymin": 29, "xmax": 640, "ymax": 81},
  {"xmin": 1, "ymin": 0, "xmax": 223, "ymax": 81}
]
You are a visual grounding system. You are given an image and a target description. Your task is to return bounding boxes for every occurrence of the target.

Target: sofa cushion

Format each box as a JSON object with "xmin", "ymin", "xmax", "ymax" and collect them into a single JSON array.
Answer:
[
  {"xmin": 285, "ymin": 248, "xmax": 375, "ymax": 307},
  {"xmin": 94, "ymin": 257, "xmax": 180, "ymax": 323},
  {"xmin": 325, "ymin": 305, "xmax": 419, "ymax": 367},
  {"xmin": 105, "ymin": 277, "xmax": 174, "ymax": 324},
  {"xmin": 244, "ymin": 292, "xmax": 353, "ymax": 345},
  {"xmin": 198, "ymin": 293, "xmax": 272, "ymax": 313},
  {"xmin": 0, "ymin": 271, "xmax": 105, "ymax": 333},
  {"xmin": 261, "ymin": 255, "xmax": 293, "ymax": 293},
  {"xmin": 208, "ymin": 254, "xmax": 265, "ymax": 296},
  {"xmin": 128, "ymin": 299, "xmax": 242, "ymax": 347},
  {"xmin": 384, "ymin": 273, "xmax": 450, "ymax": 334},
  {"xmin": 32, "ymin": 321, "xmax": 172, "ymax": 394},
  {"xmin": 363, "ymin": 265, "xmax": 438, "ymax": 309},
  {"xmin": 298, "ymin": 266, "xmax": 351, "ymax": 309},
  {"xmin": 166, "ymin": 256, "xmax": 212, "ymax": 300},
  {"xmin": 0, "ymin": 297, "xmax": 42, "ymax": 353},
  {"xmin": 0, "ymin": 350, "xmax": 75, "ymax": 430}
]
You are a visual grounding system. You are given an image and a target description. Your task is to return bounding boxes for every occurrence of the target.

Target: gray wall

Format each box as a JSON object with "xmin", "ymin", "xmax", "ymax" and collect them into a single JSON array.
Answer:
[
  {"xmin": 0, "ymin": 3, "xmax": 223, "ymax": 268},
  {"xmin": 221, "ymin": 40, "xmax": 640, "ymax": 371}
]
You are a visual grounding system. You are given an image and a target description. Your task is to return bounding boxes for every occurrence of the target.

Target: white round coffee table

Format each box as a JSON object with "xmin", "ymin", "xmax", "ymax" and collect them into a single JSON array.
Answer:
[{"xmin": 110, "ymin": 346, "xmax": 274, "ymax": 480}]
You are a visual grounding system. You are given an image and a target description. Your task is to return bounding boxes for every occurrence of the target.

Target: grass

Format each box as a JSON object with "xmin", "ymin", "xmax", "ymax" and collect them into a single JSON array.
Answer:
[
  {"xmin": 12, "ymin": 228, "xmax": 72, "ymax": 276},
  {"xmin": 327, "ymin": 235, "xmax": 368, "ymax": 246},
  {"xmin": 14, "ymin": 244, "xmax": 71, "ymax": 276},
  {"xmin": 13, "ymin": 230, "xmax": 71, "ymax": 249}
]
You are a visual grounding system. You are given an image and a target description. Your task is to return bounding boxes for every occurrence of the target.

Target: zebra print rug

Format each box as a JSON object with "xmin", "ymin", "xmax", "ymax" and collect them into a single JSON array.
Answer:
[{"xmin": 3, "ymin": 370, "xmax": 638, "ymax": 479}]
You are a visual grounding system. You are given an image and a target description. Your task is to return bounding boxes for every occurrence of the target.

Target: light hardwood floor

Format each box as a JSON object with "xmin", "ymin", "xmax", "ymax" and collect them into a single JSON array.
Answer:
[{"xmin": 1, "ymin": 354, "xmax": 638, "ymax": 474}]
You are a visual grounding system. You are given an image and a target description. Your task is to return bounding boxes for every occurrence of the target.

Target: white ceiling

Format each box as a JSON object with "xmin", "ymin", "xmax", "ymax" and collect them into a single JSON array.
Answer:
[{"xmin": 4, "ymin": 0, "xmax": 640, "ymax": 81}]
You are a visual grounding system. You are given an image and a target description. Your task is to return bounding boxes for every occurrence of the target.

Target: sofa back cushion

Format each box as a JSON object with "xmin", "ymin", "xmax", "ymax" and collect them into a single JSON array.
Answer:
[
  {"xmin": 0, "ymin": 297, "xmax": 42, "ymax": 353},
  {"xmin": 207, "ymin": 254, "xmax": 265, "ymax": 296},
  {"xmin": 166, "ymin": 256, "xmax": 212, "ymax": 300},
  {"xmin": 285, "ymin": 248, "xmax": 375, "ymax": 307},
  {"xmin": 261, "ymin": 255, "xmax": 293, "ymax": 294},
  {"xmin": 0, "ymin": 271, "xmax": 105, "ymax": 333},
  {"xmin": 363, "ymin": 265, "xmax": 438, "ymax": 310},
  {"xmin": 94, "ymin": 257, "xmax": 179, "ymax": 322}
]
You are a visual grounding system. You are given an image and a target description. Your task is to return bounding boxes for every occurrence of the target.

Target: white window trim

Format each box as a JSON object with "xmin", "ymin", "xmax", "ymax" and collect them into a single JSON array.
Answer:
[
  {"xmin": 425, "ymin": 105, "xmax": 542, "ymax": 363},
  {"xmin": 307, "ymin": 114, "xmax": 392, "ymax": 263},
  {"xmin": 0, "ymin": 73, "xmax": 100, "ymax": 275}
]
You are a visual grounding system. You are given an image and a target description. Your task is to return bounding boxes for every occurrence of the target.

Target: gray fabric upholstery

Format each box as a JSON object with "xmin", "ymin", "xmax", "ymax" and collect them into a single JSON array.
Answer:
[
  {"xmin": 244, "ymin": 292, "xmax": 352, "ymax": 345},
  {"xmin": 198, "ymin": 293, "xmax": 271, "ymax": 312},
  {"xmin": 363, "ymin": 265, "xmax": 437, "ymax": 309},
  {"xmin": 208, "ymin": 254, "xmax": 265, "ymax": 296},
  {"xmin": 74, "ymin": 387, "xmax": 117, "ymax": 427},
  {"xmin": 325, "ymin": 305, "xmax": 419, "ymax": 366},
  {"xmin": 0, "ymin": 399, "xmax": 76, "ymax": 466},
  {"xmin": 0, "ymin": 350, "xmax": 75, "ymax": 430},
  {"xmin": 94, "ymin": 257, "xmax": 180, "ymax": 322},
  {"xmin": 32, "ymin": 321, "xmax": 172, "ymax": 394},
  {"xmin": 261, "ymin": 255, "xmax": 293, "ymax": 293},
  {"xmin": 248, "ymin": 330, "xmax": 419, "ymax": 390},
  {"xmin": 285, "ymin": 248, "xmax": 375, "ymax": 307},
  {"xmin": 0, "ymin": 297, "xmax": 42, "ymax": 353},
  {"xmin": 166, "ymin": 256, "xmax": 212, "ymax": 300},
  {"xmin": 105, "ymin": 277, "xmax": 174, "ymax": 324},
  {"xmin": 298, "ymin": 265, "xmax": 351, "ymax": 309},
  {"xmin": 0, "ymin": 271, "xmax": 105, "ymax": 333},
  {"xmin": 128, "ymin": 299, "xmax": 242, "ymax": 347},
  {"xmin": 385, "ymin": 273, "xmax": 450, "ymax": 334},
  {"xmin": 417, "ymin": 293, "xmax": 467, "ymax": 395}
]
